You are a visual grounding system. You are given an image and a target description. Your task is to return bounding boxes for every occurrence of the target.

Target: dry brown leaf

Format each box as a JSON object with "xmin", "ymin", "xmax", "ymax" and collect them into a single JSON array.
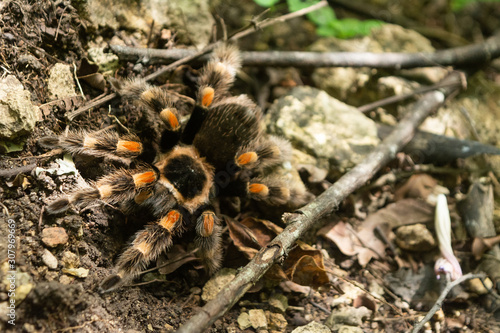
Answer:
[
  {"xmin": 282, "ymin": 241, "xmax": 329, "ymax": 289},
  {"xmin": 319, "ymin": 199, "xmax": 434, "ymax": 266},
  {"xmin": 157, "ymin": 245, "xmax": 199, "ymax": 274},
  {"xmin": 77, "ymin": 58, "xmax": 106, "ymax": 91},
  {"xmin": 39, "ymin": 95, "xmax": 85, "ymax": 116},
  {"xmin": 394, "ymin": 174, "xmax": 438, "ymax": 200},
  {"xmin": 228, "ymin": 217, "xmax": 329, "ymax": 289},
  {"xmin": 226, "ymin": 217, "xmax": 263, "ymax": 260}
]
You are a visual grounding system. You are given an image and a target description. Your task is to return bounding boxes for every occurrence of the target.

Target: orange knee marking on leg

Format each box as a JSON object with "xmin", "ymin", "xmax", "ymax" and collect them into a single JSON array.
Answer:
[
  {"xmin": 249, "ymin": 183, "xmax": 269, "ymax": 196},
  {"xmin": 237, "ymin": 152, "xmax": 258, "ymax": 166},
  {"xmin": 201, "ymin": 87, "xmax": 214, "ymax": 107},
  {"xmin": 117, "ymin": 140, "xmax": 142, "ymax": 154},
  {"xmin": 201, "ymin": 213, "xmax": 215, "ymax": 237},
  {"xmin": 158, "ymin": 210, "xmax": 180, "ymax": 231},
  {"xmin": 135, "ymin": 241, "xmax": 151, "ymax": 255},
  {"xmin": 133, "ymin": 171, "xmax": 156, "ymax": 188},
  {"xmin": 159, "ymin": 108, "xmax": 180, "ymax": 130}
]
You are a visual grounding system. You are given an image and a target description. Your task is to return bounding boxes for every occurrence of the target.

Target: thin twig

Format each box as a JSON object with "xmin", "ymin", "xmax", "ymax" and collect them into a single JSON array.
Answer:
[
  {"xmin": 67, "ymin": 2, "xmax": 326, "ymax": 121},
  {"xmin": 109, "ymin": 34, "xmax": 500, "ymax": 69},
  {"xmin": 411, "ymin": 272, "xmax": 486, "ymax": 333},
  {"xmin": 357, "ymin": 79, "xmax": 460, "ymax": 113},
  {"xmin": 0, "ymin": 163, "xmax": 37, "ymax": 178},
  {"xmin": 174, "ymin": 71, "xmax": 464, "ymax": 333},
  {"xmin": 326, "ymin": 268, "xmax": 403, "ymax": 316}
]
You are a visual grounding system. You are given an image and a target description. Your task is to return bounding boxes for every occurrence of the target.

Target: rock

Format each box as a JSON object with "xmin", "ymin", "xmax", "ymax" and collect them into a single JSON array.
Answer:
[
  {"xmin": 41, "ymin": 227, "xmax": 69, "ymax": 247},
  {"xmin": 338, "ymin": 326, "xmax": 364, "ymax": 333},
  {"xmin": 268, "ymin": 293, "xmax": 288, "ymax": 313},
  {"xmin": 249, "ymin": 309, "xmax": 268, "ymax": 330},
  {"xmin": 47, "ymin": 63, "xmax": 77, "ymax": 100},
  {"xmin": 87, "ymin": 47, "xmax": 120, "ymax": 73},
  {"xmin": 468, "ymin": 277, "xmax": 493, "ymax": 295},
  {"xmin": 266, "ymin": 86, "xmax": 380, "ymax": 177},
  {"xmin": 59, "ymin": 274, "xmax": 74, "ymax": 285},
  {"xmin": 86, "ymin": 0, "xmax": 214, "ymax": 47},
  {"xmin": 60, "ymin": 251, "xmax": 80, "ymax": 268},
  {"xmin": 0, "ymin": 75, "xmax": 39, "ymax": 139},
  {"xmin": 291, "ymin": 321, "xmax": 331, "ymax": 333},
  {"xmin": 395, "ymin": 224, "xmax": 436, "ymax": 251},
  {"xmin": 41, "ymin": 249, "xmax": 58, "ymax": 270},
  {"xmin": 266, "ymin": 311, "xmax": 287, "ymax": 332},
  {"xmin": 201, "ymin": 268, "xmax": 236, "ymax": 302},
  {"xmin": 225, "ymin": 326, "xmax": 237, "ymax": 333},
  {"xmin": 2, "ymin": 270, "xmax": 33, "ymax": 303},
  {"xmin": 310, "ymin": 24, "xmax": 438, "ymax": 106},
  {"xmin": 237, "ymin": 312, "xmax": 252, "ymax": 330},
  {"xmin": 324, "ymin": 306, "xmax": 372, "ymax": 330},
  {"xmin": 62, "ymin": 267, "xmax": 89, "ymax": 278}
]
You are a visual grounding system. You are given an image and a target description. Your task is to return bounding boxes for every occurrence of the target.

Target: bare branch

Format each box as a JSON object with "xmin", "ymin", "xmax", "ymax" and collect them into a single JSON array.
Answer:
[
  {"xmin": 67, "ymin": 1, "xmax": 328, "ymax": 121},
  {"xmin": 174, "ymin": 71, "xmax": 464, "ymax": 333},
  {"xmin": 411, "ymin": 272, "xmax": 487, "ymax": 333},
  {"xmin": 109, "ymin": 34, "xmax": 500, "ymax": 69}
]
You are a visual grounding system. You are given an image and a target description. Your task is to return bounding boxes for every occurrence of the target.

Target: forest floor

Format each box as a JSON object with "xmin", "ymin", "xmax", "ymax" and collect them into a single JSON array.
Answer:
[{"xmin": 1, "ymin": 0, "xmax": 500, "ymax": 332}]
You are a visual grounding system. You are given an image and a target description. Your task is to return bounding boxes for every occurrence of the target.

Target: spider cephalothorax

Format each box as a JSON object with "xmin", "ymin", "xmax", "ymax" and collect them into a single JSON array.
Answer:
[{"xmin": 41, "ymin": 45, "xmax": 308, "ymax": 292}]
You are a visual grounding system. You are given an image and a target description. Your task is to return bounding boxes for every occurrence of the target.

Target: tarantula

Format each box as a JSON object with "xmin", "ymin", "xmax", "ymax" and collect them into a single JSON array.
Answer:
[{"xmin": 40, "ymin": 45, "xmax": 307, "ymax": 292}]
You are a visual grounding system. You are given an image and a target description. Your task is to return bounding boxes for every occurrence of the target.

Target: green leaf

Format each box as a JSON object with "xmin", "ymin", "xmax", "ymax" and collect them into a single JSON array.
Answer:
[
  {"xmin": 286, "ymin": 0, "xmax": 321, "ymax": 12},
  {"xmin": 318, "ymin": 18, "xmax": 383, "ymax": 38},
  {"xmin": 254, "ymin": 0, "xmax": 280, "ymax": 7},
  {"xmin": 451, "ymin": 0, "xmax": 500, "ymax": 11},
  {"xmin": 307, "ymin": 6, "xmax": 336, "ymax": 26}
]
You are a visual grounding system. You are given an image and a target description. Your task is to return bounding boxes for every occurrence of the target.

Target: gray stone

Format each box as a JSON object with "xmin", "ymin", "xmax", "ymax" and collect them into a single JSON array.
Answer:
[
  {"xmin": 291, "ymin": 321, "xmax": 331, "ymax": 333},
  {"xmin": 395, "ymin": 224, "xmax": 436, "ymax": 251},
  {"xmin": 268, "ymin": 293, "xmax": 288, "ymax": 313},
  {"xmin": 324, "ymin": 306, "xmax": 371, "ymax": 330},
  {"xmin": 0, "ymin": 75, "xmax": 39, "ymax": 139},
  {"xmin": 338, "ymin": 326, "xmax": 364, "ymax": 333},
  {"xmin": 266, "ymin": 86, "xmax": 380, "ymax": 177},
  {"xmin": 201, "ymin": 268, "xmax": 236, "ymax": 302},
  {"xmin": 87, "ymin": 47, "xmax": 120, "ymax": 73},
  {"xmin": 238, "ymin": 312, "xmax": 252, "ymax": 330},
  {"xmin": 310, "ymin": 24, "xmax": 437, "ymax": 106},
  {"xmin": 47, "ymin": 63, "xmax": 76, "ymax": 100},
  {"xmin": 42, "ymin": 249, "xmax": 58, "ymax": 270},
  {"xmin": 86, "ymin": 0, "xmax": 214, "ymax": 48},
  {"xmin": 249, "ymin": 309, "xmax": 268, "ymax": 330}
]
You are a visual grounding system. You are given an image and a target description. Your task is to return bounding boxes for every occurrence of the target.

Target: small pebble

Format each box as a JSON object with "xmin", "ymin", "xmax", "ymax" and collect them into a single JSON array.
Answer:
[
  {"xmin": 62, "ymin": 267, "xmax": 89, "ymax": 278},
  {"xmin": 41, "ymin": 249, "xmax": 58, "ymax": 269},
  {"xmin": 268, "ymin": 293, "xmax": 288, "ymax": 313},
  {"xmin": 238, "ymin": 312, "xmax": 251, "ymax": 330},
  {"xmin": 41, "ymin": 227, "xmax": 69, "ymax": 247},
  {"xmin": 60, "ymin": 251, "xmax": 80, "ymax": 268},
  {"xmin": 249, "ymin": 309, "xmax": 267, "ymax": 330}
]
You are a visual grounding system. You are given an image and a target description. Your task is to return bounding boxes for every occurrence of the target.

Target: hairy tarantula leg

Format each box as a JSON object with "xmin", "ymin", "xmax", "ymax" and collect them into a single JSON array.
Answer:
[
  {"xmin": 248, "ymin": 178, "xmax": 291, "ymax": 206},
  {"xmin": 197, "ymin": 44, "xmax": 241, "ymax": 107},
  {"xmin": 45, "ymin": 166, "xmax": 158, "ymax": 214},
  {"xmin": 194, "ymin": 210, "xmax": 223, "ymax": 274},
  {"xmin": 99, "ymin": 210, "xmax": 182, "ymax": 292},
  {"xmin": 39, "ymin": 130, "xmax": 143, "ymax": 164},
  {"xmin": 236, "ymin": 136, "xmax": 292, "ymax": 170},
  {"xmin": 181, "ymin": 45, "xmax": 242, "ymax": 145},
  {"xmin": 111, "ymin": 79, "xmax": 182, "ymax": 140}
]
